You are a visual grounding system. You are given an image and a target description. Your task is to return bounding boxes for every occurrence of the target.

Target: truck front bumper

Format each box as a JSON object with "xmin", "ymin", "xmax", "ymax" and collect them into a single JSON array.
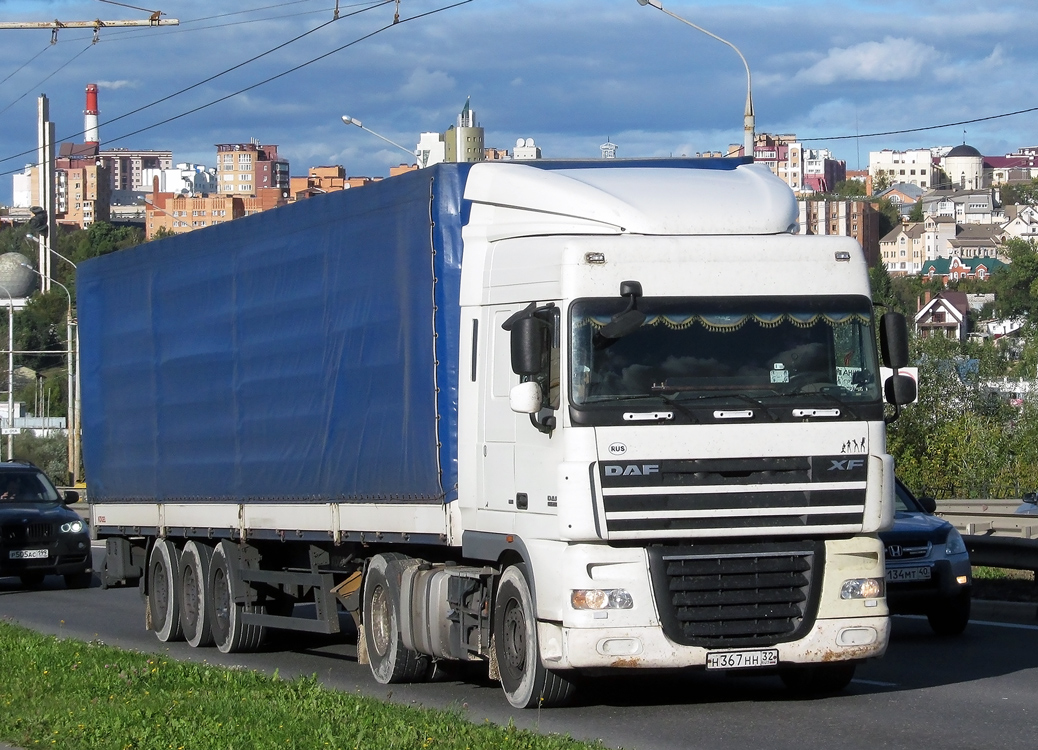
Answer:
[{"xmin": 537, "ymin": 614, "xmax": 889, "ymax": 671}]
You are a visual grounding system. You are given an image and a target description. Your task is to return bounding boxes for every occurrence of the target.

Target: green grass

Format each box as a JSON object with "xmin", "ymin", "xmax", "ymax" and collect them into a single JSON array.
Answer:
[
  {"xmin": 972, "ymin": 566, "xmax": 1036, "ymax": 581},
  {"xmin": 0, "ymin": 621, "xmax": 606, "ymax": 750}
]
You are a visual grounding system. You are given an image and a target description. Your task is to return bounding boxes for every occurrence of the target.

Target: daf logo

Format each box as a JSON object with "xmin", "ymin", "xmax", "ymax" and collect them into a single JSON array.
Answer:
[
  {"xmin": 604, "ymin": 464, "xmax": 660, "ymax": 477},
  {"xmin": 608, "ymin": 442, "xmax": 627, "ymax": 456},
  {"xmin": 828, "ymin": 459, "xmax": 865, "ymax": 471},
  {"xmin": 886, "ymin": 544, "xmax": 904, "ymax": 558}
]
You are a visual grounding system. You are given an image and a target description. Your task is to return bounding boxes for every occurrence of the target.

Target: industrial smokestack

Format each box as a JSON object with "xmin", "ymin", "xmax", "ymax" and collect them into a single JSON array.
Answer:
[{"xmin": 84, "ymin": 83, "xmax": 99, "ymax": 145}]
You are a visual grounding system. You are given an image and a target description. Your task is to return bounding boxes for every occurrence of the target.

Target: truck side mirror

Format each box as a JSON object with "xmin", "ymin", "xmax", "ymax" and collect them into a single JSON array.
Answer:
[
  {"xmin": 509, "ymin": 381, "xmax": 543, "ymax": 414},
  {"xmin": 885, "ymin": 373, "xmax": 917, "ymax": 406},
  {"xmin": 510, "ymin": 316, "xmax": 546, "ymax": 375},
  {"xmin": 880, "ymin": 312, "xmax": 910, "ymax": 369}
]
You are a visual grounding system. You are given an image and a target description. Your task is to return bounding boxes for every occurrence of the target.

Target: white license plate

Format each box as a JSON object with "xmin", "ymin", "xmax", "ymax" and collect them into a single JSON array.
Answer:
[
  {"xmin": 9, "ymin": 549, "xmax": 49, "ymax": 560},
  {"xmin": 886, "ymin": 566, "xmax": 931, "ymax": 582},
  {"xmin": 706, "ymin": 648, "xmax": 779, "ymax": 670}
]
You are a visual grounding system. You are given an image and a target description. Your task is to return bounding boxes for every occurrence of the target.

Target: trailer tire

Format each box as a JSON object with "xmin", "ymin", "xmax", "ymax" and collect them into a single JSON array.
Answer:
[
  {"xmin": 494, "ymin": 563, "xmax": 575, "ymax": 708},
  {"xmin": 208, "ymin": 541, "xmax": 265, "ymax": 654},
  {"xmin": 779, "ymin": 662, "xmax": 856, "ymax": 695},
  {"xmin": 180, "ymin": 541, "xmax": 215, "ymax": 648},
  {"xmin": 149, "ymin": 540, "xmax": 183, "ymax": 642},
  {"xmin": 363, "ymin": 553, "xmax": 432, "ymax": 684}
]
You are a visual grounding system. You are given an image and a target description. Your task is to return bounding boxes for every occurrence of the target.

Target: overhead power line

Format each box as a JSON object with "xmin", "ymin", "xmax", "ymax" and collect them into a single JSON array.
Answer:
[
  {"xmin": 801, "ymin": 105, "xmax": 1038, "ymax": 143},
  {"xmin": 0, "ymin": 1, "xmax": 391, "ymax": 168},
  {"xmin": 0, "ymin": 0, "xmax": 476, "ymax": 178}
]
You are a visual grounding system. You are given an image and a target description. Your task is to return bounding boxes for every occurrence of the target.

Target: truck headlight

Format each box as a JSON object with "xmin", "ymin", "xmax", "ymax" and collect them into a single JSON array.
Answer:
[
  {"xmin": 841, "ymin": 578, "xmax": 884, "ymax": 600},
  {"xmin": 60, "ymin": 520, "xmax": 85, "ymax": 534},
  {"xmin": 944, "ymin": 528, "xmax": 967, "ymax": 556},
  {"xmin": 571, "ymin": 589, "xmax": 634, "ymax": 610}
]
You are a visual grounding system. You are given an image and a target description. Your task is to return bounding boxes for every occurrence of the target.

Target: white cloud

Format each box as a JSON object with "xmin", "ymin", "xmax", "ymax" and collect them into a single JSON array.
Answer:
[
  {"xmin": 94, "ymin": 80, "xmax": 136, "ymax": 90},
  {"xmin": 397, "ymin": 68, "xmax": 456, "ymax": 100},
  {"xmin": 793, "ymin": 37, "xmax": 936, "ymax": 85}
]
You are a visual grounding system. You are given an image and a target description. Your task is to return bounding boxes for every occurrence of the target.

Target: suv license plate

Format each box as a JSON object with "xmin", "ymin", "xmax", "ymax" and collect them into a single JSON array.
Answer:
[
  {"xmin": 706, "ymin": 649, "xmax": 779, "ymax": 670},
  {"xmin": 886, "ymin": 566, "xmax": 931, "ymax": 582},
  {"xmin": 9, "ymin": 549, "xmax": 49, "ymax": 560}
]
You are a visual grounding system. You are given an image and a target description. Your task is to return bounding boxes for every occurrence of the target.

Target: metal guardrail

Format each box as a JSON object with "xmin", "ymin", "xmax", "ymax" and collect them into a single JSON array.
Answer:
[{"xmin": 936, "ymin": 499, "xmax": 1038, "ymax": 572}]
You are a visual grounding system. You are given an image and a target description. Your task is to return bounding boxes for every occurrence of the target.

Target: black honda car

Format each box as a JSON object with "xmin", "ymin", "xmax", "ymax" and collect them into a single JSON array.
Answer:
[
  {"xmin": 0, "ymin": 461, "xmax": 92, "ymax": 588},
  {"xmin": 881, "ymin": 478, "xmax": 972, "ymax": 635}
]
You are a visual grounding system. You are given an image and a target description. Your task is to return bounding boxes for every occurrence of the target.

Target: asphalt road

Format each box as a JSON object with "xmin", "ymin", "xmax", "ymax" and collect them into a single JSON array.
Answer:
[{"xmin": 2, "ymin": 558, "xmax": 1037, "ymax": 750}]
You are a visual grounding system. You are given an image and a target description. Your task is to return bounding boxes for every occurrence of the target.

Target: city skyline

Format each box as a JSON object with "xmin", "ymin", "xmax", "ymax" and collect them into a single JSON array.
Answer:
[{"xmin": 1, "ymin": 0, "xmax": 1037, "ymax": 205}]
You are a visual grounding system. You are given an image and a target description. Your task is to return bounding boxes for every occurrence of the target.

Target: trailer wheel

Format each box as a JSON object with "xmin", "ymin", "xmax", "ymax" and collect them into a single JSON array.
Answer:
[
  {"xmin": 208, "ymin": 541, "xmax": 265, "ymax": 654},
  {"xmin": 149, "ymin": 540, "xmax": 183, "ymax": 642},
  {"xmin": 494, "ymin": 563, "xmax": 575, "ymax": 708},
  {"xmin": 180, "ymin": 541, "xmax": 215, "ymax": 648},
  {"xmin": 363, "ymin": 553, "xmax": 432, "ymax": 684}
]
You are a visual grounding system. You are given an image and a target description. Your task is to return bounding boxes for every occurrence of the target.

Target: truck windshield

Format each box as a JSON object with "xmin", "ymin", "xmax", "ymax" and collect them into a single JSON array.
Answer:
[{"xmin": 570, "ymin": 295, "xmax": 881, "ymax": 409}]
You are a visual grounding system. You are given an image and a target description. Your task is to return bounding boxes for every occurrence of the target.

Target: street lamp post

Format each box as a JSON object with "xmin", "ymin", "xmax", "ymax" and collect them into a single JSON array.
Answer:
[
  {"xmin": 0, "ymin": 284, "xmax": 13, "ymax": 461},
  {"xmin": 19, "ymin": 262, "xmax": 76, "ymax": 483},
  {"xmin": 636, "ymin": 0, "xmax": 755, "ymax": 156},
  {"xmin": 341, "ymin": 115, "xmax": 418, "ymax": 164}
]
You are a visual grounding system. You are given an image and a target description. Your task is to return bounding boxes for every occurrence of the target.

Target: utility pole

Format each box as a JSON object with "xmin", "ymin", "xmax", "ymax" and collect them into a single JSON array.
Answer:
[
  {"xmin": 0, "ymin": 15, "xmax": 179, "ymax": 43},
  {"xmin": 36, "ymin": 95, "xmax": 55, "ymax": 292}
]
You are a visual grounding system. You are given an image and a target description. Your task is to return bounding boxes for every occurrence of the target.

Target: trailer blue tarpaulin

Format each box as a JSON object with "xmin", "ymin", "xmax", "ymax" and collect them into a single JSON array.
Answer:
[{"xmin": 78, "ymin": 164, "xmax": 468, "ymax": 504}]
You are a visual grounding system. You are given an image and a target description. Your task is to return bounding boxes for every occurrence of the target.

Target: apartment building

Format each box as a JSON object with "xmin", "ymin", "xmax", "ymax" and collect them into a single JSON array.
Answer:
[
  {"xmin": 145, "ymin": 192, "xmax": 244, "ymax": 239},
  {"xmin": 214, "ymin": 142, "xmax": 289, "ymax": 196},
  {"xmin": 869, "ymin": 148, "xmax": 935, "ymax": 190},
  {"xmin": 99, "ymin": 148, "xmax": 173, "ymax": 191},
  {"xmin": 797, "ymin": 199, "xmax": 880, "ymax": 264}
]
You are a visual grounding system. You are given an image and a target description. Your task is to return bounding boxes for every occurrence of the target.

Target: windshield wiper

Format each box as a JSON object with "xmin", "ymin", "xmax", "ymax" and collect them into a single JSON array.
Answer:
[
  {"xmin": 651, "ymin": 386, "xmax": 778, "ymax": 422},
  {"xmin": 582, "ymin": 392, "xmax": 701, "ymax": 424}
]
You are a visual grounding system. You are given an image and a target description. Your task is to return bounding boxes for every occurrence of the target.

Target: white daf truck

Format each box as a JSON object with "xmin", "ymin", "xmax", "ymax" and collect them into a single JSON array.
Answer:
[{"xmin": 82, "ymin": 157, "xmax": 915, "ymax": 708}]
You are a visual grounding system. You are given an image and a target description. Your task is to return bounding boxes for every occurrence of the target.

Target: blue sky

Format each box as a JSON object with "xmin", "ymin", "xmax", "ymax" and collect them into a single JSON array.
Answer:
[{"xmin": 1, "ymin": 0, "xmax": 1036, "ymax": 204}]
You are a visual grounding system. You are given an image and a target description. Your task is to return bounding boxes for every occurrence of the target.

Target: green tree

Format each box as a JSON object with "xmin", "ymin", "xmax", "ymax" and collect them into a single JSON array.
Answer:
[
  {"xmin": 999, "ymin": 178, "xmax": 1038, "ymax": 207},
  {"xmin": 990, "ymin": 237, "xmax": 1038, "ymax": 318},
  {"xmin": 908, "ymin": 201, "xmax": 924, "ymax": 222},
  {"xmin": 834, "ymin": 179, "xmax": 867, "ymax": 198}
]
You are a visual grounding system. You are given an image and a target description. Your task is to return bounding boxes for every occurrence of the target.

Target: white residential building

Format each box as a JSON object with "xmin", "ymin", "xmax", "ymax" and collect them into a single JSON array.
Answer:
[{"xmin": 869, "ymin": 148, "xmax": 937, "ymax": 189}]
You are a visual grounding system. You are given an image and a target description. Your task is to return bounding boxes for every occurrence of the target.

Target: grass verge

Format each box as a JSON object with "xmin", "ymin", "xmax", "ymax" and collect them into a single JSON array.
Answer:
[{"xmin": 0, "ymin": 620, "xmax": 605, "ymax": 750}]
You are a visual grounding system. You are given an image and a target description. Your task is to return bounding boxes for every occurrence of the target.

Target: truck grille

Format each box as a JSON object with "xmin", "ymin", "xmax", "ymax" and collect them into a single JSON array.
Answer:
[
  {"xmin": 598, "ymin": 456, "xmax": 867, "ymax": 540},
  {"xmin": 647, "ymin": 540, "xmax": 823, "ymax": 648},
  {"xmin": 2, "ymin": 522, "xmax": 56, "ymax": 545}
]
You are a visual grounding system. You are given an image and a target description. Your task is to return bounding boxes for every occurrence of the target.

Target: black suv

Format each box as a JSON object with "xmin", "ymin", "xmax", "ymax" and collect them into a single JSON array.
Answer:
[
  {"xmin": 881, "ymin": 478, "xmax": 972, "ymax": 635},
  {"xmin": 0, "ymin": 461, "xmax": 92, "ymax": 588}
]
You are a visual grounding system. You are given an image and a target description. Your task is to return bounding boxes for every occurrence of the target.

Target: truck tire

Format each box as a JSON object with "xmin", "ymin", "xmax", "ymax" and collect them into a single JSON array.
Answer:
[
  {"xmin": 180, "ymin": 541, "xmax": 215, "ymax": 648},
  {"xmin": 494, "ymin": 563, "xmax": 575, "ymax": 708},
  {"xmin": 149, "ymin": 540, "xmax": 183, "ymax": 642},
  {"xmin": 927, "ymin": 592, "xmax": 971, "ymax": 636},
  {"xmin": 363, "ymin": 553, "xmax": 433, "ymax": 684},
  {"xmin": 779, "ymin": 662, "xmax": 856, "ymax": 695},
  {"xmin": 208, "ymin": 541, "xmax": 265, "ymax": 654}
]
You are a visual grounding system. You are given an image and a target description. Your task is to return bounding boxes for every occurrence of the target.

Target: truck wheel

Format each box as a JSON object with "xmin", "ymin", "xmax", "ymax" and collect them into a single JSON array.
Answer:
[
  {"xmin": 363, "ymin": 553, "xmax": 432, "ymax": 684},
  {"xmin": 779, "ymin": 662, "xmax": 856, "ymax": 695},
  {"xmin": 927, "ymin": 592, "xmax": 971, "ymax": 636},
  {"xmin": 149, "ymin": 540, "xmax": 183, "ymax": 642},
  {"xmin": 494, "ymin": 564, "xmax": 575, "ymax": 708},
  {"xmin": 180, "ymin": 541, "xmax": 215, "ymax": 648},
  {"xmin": 208, "ymin": 541, "xmax": 265, "ymax": 654}
]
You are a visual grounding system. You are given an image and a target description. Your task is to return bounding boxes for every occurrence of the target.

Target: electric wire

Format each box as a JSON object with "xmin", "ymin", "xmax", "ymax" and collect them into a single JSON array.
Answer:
[
  {"xmin": 0, "ymin": 42, "xmax": 94, "ymax": 119},
  {"xmin": 0, "ymin": 44, "xmax": 51, "ymax": 87},
  {"xmin": 0, "ymin": 1, "xmax": 393, "ymax": 168},
  {"xmin": 801, "ymin": 106, "xmax": 1038, "ymax": 143},
  {"xmin": 0, "ymin": 0, "xmax": 475, "ymax": 178}
]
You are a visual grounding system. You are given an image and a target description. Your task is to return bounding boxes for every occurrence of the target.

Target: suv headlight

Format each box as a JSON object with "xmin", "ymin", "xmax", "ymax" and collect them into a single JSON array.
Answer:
[
  {"xmin": 944, "ymin": 528, "xmax": 967, "ymax": 556},
  {"xmin": 60, "ymin": 520, "xmax": 85, "ymax": 534}
]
